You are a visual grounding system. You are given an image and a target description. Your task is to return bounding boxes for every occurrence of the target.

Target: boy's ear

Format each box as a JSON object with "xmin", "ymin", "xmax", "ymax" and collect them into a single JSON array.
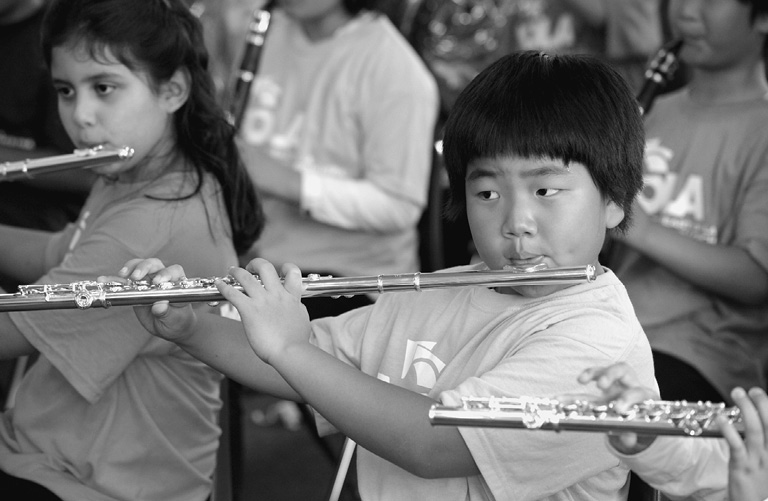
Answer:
[
  {"xmin": 160, "ymin": 68, "xmax": 191, "ymax": 113},
  {"xmin": 605, "ymin": 200, "xmax": 625, "ymax": 230}
]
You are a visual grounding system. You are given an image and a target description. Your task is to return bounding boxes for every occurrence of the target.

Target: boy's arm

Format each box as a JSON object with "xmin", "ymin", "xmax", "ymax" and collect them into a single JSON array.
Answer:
[
  {"xmin": 121, "ymin": 258, "xmax": 479, "ymax": 479},
  {"xmin": 218, "ymin": 259, "xmax": 480, "ymax": 479},
  {"xmin": 616, "ymin": 205, "xmax": 768, "ymax": 305},
  {"xmin": 116, "ymin": 259, "xmax": 301, "ymax": 400},
  {"xmin": 157, "ymin": 309, "xmax": 303, "ymax": 401},
  {"xmin": 579, "ymin": 364, "xmax": 728, "ymax": 500},
  {"xmin": 580, "ymin": 364, "xmax": 768, "ymax": 501}
]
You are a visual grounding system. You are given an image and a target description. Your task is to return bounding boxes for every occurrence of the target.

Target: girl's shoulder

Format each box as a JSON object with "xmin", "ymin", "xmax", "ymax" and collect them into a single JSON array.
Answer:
[{"xmin": 91, "ymin": 171, "xmax": 221, "ymax": 225}]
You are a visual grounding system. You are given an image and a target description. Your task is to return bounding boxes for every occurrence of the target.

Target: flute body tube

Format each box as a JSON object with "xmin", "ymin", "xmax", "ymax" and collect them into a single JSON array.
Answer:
[
  {"xmin": 0, "ymin": 146, "xmax": 134, "ymax": 182},
  {"xmin": 429, "ymin": 396, "xmax": 743, "ymax": 438},
  {"xmin": 0, "ymin": 265, "xmax": 595, "ymax": 312}
]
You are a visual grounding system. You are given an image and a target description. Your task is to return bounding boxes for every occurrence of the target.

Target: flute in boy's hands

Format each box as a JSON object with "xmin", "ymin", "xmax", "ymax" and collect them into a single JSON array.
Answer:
[
  {"xmin": 577, "ymin": 362, "xmax": 660, "ymax": 453},
  {"xmin": 111, "ymin": 257, "xmax": 313, "ymax": 364},
  {"xmin": 217, "ymin": 258, "xmax": 311, "ymax": 365}
]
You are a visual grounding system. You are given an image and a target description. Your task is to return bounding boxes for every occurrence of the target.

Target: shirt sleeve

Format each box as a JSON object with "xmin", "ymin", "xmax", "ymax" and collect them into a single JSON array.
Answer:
[
  {"xmin": 610, "ymin": 436, "xmax": 729, "ymax": 501},
  {"xmin": 8, "ymin": 200, "xmax": 176, "ymax": 403},
  {"xmin": 298, "ymin": 32, "xmax": 439, "ymax": 232},
  {"xmin": 300, "ymin": 168, "xmax": 423, "ymax": 232}
]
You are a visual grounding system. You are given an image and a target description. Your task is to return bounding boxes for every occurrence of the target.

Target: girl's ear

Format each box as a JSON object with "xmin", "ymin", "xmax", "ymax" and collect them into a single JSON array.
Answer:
[
  {"xmin": 755, "ymin": 12, "xmax": 768, "ymax": 36},
  {"xmin": 160, "ymin": 68, "xmax": 191, "ymax": 113}
]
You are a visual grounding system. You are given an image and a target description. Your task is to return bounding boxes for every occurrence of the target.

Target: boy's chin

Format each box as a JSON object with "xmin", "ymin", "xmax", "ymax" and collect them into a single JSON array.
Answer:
[{"xmin": 496, "ymin": 283, "xmax": 571, "ymax": 298}]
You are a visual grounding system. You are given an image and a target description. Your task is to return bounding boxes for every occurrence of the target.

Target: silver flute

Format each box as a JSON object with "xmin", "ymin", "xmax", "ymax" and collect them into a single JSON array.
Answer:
[
  {"xmin": 0, "ymin": 264, "xmax": 595, "ymax": 312},
  {"xmin": 0, "ymin": 146, "xmax": 134, "ymax": 182},
  {"xmin": 429, "ymin": 396, "xmax": 743, "ymax": 437}
]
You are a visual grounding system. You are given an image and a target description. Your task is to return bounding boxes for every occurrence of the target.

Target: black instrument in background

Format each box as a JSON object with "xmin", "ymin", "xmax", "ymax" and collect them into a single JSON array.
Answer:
[
  {"xmin": 227, "ymin": 0, "xmax": 276, "ymax": 130},
  {"xmin": 636, "ymin": 39, "xmax": 683, "ymax": 116}
]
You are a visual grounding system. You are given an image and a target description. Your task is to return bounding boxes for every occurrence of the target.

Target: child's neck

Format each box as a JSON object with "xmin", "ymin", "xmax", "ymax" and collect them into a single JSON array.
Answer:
[
  {"xmin": 688, "ymin": 60, "xmax": 768, "ymax": 105},
  {"xmin": 297, "ymin": 8, "xmax": 353, "ymax": 42},
  {"xmin": 116, "ymin": 145, "xmax": 185, "ymax": 184}
]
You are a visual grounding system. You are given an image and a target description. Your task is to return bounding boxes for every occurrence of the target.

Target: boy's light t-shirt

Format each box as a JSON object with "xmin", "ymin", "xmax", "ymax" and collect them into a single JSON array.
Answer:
[{"xmin": 310, "ymin": 263, "xmax": 656, "ymax": 501}]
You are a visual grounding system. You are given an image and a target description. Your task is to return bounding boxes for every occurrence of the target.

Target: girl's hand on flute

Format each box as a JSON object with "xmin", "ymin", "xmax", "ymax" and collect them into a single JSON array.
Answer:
[
  {"xmin": 723, "ymin": 386, "xmax": 768, "ymax": 501},
  {"xmin": 216, "ymin": 258, "xmax": 310, "ymax": 365},
  {"xmin": 105, "ymin": 258, "xmax": 198, "ymax": 343},
  {"xmin": 578, "ymin": 363, "xmax": 659, "ymax": 454}
]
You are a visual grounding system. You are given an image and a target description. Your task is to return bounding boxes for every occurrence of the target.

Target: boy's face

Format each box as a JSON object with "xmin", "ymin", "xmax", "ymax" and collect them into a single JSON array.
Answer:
[
  {"xmin": 466, "ymin": 155, "xmax": 624, "ymax": 298},
  {"xmin": 669, "ymin": 0, "xmax": 768, "ymax": 70}
]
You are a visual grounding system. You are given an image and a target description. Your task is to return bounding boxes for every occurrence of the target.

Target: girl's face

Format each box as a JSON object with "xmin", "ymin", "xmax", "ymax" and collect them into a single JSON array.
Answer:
[
  {"xmin": 50, "ymin": 42, "xmax": 183, "ymax": 182},
  {"xmin": 465, "ymin": 155, "xmax": 624, "ymax": 298},
  {"xmin": 669, "ymin": 0, "xmax": 768, "ymax": 70}
]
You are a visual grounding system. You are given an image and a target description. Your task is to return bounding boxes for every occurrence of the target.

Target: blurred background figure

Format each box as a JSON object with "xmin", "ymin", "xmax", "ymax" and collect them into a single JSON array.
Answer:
[
  {"xmin": 406, "ymin": 0, "xmax": 664, "ymax": 119},
  {"xmin": 606, "ymin": 0, "xmax": 768, "ymax": 406},
  {"xmin": 0, "ymin": 0, "xmax": 95, "ymax": 407},
  {"xmin": 197, "ymin": 2, "xmax": 438, "ymax": 499},
  {"xmin": 0, "ymin": 0, "xmax": 95, "ymax": 255},
  {"xmin": 232, "ymin": 0, "xmax": 439, "ymax": 320}
]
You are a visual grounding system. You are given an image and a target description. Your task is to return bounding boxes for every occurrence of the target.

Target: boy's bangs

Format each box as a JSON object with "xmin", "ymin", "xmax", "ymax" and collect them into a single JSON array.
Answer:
[{"xmin": 452, "ymin": 88, "xmax": 597, "ymax": 172}]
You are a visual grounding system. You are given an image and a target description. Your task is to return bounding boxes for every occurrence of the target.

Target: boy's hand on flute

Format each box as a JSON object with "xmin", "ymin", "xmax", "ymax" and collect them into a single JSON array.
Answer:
[
  {"xmin": 216, "ymin": 258, "xmax": 311, "ymax": 366},
  {"xmin": 100, "ymin": 258, "xmax": 198, "ymax": 343},
  {"xmin": 577, "ymin": 362, "xmax": 660, "ymax": 454}
]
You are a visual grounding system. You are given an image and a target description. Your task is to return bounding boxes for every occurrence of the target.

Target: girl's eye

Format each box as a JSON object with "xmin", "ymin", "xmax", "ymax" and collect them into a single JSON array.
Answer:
[
  {"xmin": 536, "ymin": 188, "xmax": 561, "ymax": 197},
  {"xmin": 95, "ymin": 83, "xmax": 116, "ymax": 95},
  {"xmin": 478, "ymin": 190, "xmax": 500, "ymax": 201},
  {"xmin": 56, "ymin": 86, "xmax": 74, "ymax": 99}
]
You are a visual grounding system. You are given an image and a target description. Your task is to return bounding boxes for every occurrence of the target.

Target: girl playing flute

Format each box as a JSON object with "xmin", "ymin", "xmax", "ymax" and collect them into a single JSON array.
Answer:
[{"xmin": 0, "ymin": 0, "xmax": 263, "ymax": 499}]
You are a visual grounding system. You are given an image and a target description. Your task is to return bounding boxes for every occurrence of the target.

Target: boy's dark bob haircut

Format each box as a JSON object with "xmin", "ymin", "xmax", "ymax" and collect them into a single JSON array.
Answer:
[{"xmin": 442, "ymin": 51, "xmax": 644, "ymax": 234}]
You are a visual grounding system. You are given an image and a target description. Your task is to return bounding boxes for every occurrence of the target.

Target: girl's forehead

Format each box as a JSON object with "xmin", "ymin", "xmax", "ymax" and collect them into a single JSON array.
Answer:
[
  {"xmin": 56, "ymin": 39, "xmax": 122, "ymax": 66},
  {"xmin": 51, "ymin": 42, "xmax": 154, "ymax": 87}
]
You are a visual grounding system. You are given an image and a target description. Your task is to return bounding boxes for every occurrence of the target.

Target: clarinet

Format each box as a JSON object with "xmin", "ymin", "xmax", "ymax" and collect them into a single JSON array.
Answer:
[
  {"xmin": 226, "ymin": 0, "xmax": 276, "ymax": 130},
  {"xmin": 636, "ymin": 39, "xmax": 683, "ymax": 116}
]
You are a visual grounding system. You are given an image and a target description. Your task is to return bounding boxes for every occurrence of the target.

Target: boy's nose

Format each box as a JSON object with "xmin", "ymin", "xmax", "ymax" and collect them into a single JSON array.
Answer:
[{"xmin": 502, "ymin": 202, "xmax": 537, "ymax": 237}]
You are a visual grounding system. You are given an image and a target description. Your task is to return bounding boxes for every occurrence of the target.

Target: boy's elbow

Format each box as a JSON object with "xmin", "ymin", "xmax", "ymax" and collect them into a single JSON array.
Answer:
[{"xmin": 404, "ymin": 440, "xmax": 480, "ymax": 479}]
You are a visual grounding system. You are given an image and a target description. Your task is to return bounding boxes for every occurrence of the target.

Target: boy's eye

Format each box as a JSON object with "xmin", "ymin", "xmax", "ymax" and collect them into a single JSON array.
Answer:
[
  {"xmin": 478, "ymin": 190, "xmax": 500, "ymax": 201},
  {"xmin": 536, "ymin": 188, "xmax": 561, "ymax": 197}
]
